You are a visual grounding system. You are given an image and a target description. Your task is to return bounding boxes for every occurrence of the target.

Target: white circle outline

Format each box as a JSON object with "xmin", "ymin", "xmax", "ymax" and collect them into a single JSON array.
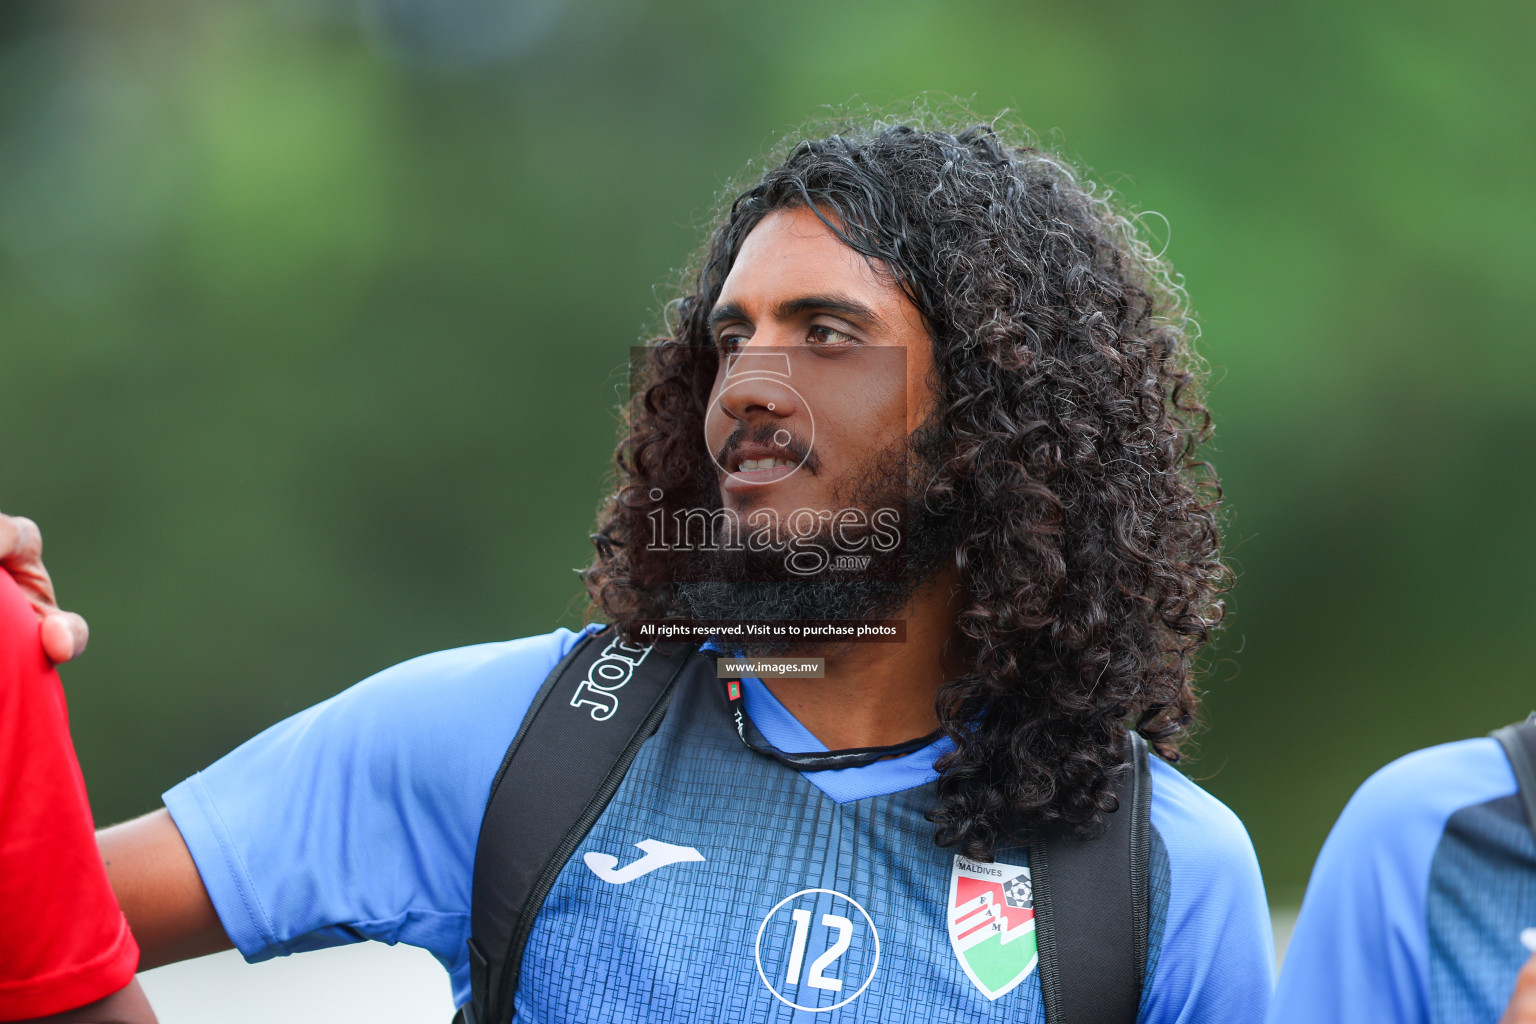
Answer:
[
  {"xmin": 752, "ymin": 887, "xmax": 881, "ymax": 1012},
  {"xmin": 707, "ymin": 376, "xmax": 817, "ymax": 486}
]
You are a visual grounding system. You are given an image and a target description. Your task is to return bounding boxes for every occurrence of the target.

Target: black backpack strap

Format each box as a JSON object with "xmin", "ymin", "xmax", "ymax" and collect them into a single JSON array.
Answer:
[
  {"xmin": 1492, "ymin": 712, "xmax": 1536, "ymax": 843},
  {"xmin": 1028, "ymin": 730, "xmax": 1152, "ymax": 1024},
  {"xmin": 458, "ymin": 628, "xmax": 696, "ymax": 1024}
]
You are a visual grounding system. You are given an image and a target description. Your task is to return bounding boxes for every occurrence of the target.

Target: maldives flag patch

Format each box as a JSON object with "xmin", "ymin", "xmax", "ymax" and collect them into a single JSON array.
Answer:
[{"xmin": 948, "ymin": 854, "xmax": 1038, "ymax": 1001}]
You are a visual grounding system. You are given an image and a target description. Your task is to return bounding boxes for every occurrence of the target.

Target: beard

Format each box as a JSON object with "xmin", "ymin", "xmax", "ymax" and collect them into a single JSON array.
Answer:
[{"xmin": 673, "ymin": 420, "xmax": 958, "ymax": 655}]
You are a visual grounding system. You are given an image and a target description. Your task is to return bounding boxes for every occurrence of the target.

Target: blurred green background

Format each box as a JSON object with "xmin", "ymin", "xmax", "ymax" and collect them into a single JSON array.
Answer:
[{"xmin": 2, "ymin": 0, "xmax": 1533, "ymax": 904}]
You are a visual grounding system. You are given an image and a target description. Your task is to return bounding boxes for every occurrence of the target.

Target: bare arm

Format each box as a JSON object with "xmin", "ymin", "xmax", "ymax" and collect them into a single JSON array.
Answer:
[
  {"xmin": 97, "ymin": 809, "xmax": 232, "ymax": 970},
  {"xmin": 16, "ymin": 979, "xmax": 157, "ymax": 1024}
]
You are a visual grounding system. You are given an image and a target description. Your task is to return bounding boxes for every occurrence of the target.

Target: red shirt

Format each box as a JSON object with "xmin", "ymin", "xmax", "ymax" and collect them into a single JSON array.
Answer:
[{"xmin": 0, "ymin": 571, "xmax": 138, "ymax": 1019}]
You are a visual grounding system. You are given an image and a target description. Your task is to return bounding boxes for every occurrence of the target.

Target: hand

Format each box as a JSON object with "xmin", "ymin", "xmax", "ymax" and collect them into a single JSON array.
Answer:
[
  {"xmin": 1502, "ymin": 950, "xmax": 1536, "ymax": 1023},
  {"xmin": 0, "ymin": 513, "xmax": 89, "ymax": 663}
]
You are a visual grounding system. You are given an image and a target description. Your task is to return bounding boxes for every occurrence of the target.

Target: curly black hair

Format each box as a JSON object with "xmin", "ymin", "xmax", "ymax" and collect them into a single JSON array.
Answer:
[{"xmin": 584, "ymin": 115, "xmax": 1226, "ymax": 860}]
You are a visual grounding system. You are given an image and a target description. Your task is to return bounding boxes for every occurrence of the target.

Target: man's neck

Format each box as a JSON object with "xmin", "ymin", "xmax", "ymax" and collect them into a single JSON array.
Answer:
[{"xmin": 760, "ymin": 566, "xmax": 965, "ymax": 750}]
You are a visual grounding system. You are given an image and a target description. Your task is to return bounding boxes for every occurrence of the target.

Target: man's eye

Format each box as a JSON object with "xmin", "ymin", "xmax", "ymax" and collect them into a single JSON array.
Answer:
[
  {"xmin": 807, "ymin": 325, "xmax": 855, "ymax": 345},
  {"xmin": 717, "ymin": 333, "xmax": 748, "ymax": 353}
]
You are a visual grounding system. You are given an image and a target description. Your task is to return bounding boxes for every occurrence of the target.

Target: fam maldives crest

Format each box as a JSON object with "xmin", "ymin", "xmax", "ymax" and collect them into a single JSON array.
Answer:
[{"xmin": 947, "ymin": 855, "xmax": 1038, "ymax": 1001}]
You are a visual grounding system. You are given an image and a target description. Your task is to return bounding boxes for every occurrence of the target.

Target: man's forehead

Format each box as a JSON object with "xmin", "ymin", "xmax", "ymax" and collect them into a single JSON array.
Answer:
[{"xmin": 712, "ymin": 207, "xmax": 912, "ymax": 327}]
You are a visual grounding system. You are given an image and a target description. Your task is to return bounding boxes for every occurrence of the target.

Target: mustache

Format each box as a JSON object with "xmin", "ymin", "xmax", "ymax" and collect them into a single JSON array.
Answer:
[{"xmin": 714, "ymin": 423, "xmax": 820, "ymax": 474}]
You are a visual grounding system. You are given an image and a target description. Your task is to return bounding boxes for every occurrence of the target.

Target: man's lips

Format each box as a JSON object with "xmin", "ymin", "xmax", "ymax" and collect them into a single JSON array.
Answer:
[
  {"xmin": 724, "ymin": 440, "xmax": 803, "ymax": 473},
  {"xmin": 720, "ymin": 439, "xmax": 807, "ymax": 490}
]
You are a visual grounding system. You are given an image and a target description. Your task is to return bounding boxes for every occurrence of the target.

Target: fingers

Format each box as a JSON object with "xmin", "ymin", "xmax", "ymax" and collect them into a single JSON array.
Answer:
[
  {"xmin": 41, "ymin": 611, "xmax": 89, "ymax": 663},
  {"xmin": 0, "ymin": 514, "xmax": 48, "ymax": 585},
  {"xmin": 5, "ymin": 515, "xmax": 41, "ymax": 562},
  {"xmin": 0, "ymin": 513, "xmax": 40, "ymax": 565},
  {"xmin": 0, "ymin": 514, "xmax": 56, "ymax": 606},
  {"xmin": 0, "ymin": 512, "xmax": 88, "ymax": 663}
]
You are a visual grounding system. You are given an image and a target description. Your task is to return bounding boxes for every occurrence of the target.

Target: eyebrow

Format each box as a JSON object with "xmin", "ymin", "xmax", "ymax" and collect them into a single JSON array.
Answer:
[{"xmin": 706, "ymin": 293, "xmax": 888, "ymax": 335}]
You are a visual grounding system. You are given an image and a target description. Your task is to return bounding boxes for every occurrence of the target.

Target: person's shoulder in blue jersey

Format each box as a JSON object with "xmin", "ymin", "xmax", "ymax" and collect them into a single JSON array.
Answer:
[
  {"xmin": 165, "ymin": 626, "xmax": 1272, "ymax": 1022},
  {"xmin": 78, "ymin": 113, "xmax": 1275, "ymax": 1023},
  {"xmin": 1271, "ymin": 737, "xmax": 1536, "ymax": 1024}
]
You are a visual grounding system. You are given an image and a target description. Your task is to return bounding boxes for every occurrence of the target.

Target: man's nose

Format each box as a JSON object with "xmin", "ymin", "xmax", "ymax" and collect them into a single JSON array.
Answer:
[{"xmin": 715, "ymin": 344, "xmax": 800, "ymax": 423}]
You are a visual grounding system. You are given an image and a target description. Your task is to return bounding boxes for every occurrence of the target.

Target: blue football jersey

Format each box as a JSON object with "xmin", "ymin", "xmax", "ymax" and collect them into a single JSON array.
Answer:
[
  {"xmin": 519, "ymin": 659, "xmax": 1159, "ymax": 1021},
  {"xmin": 166, "ymin": 627, "xmax": 1272, "ymax": 1021},
  {"xmin": 1271, "ymin": 738, "xmax": 1536, "ymax": 1024}
]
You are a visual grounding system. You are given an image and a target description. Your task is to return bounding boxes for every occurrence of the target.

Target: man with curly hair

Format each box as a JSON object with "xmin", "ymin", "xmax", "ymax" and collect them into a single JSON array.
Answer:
[{"xmin": 16, "ymin": 118, "xmax": 1272, "ymax": 1022}]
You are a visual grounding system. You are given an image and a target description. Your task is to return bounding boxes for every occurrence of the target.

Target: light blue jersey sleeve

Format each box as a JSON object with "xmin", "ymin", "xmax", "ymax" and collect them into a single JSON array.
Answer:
[
  {"xmin": 1140, "ymin": 758, "xmax": 1275, "ymax": 1024},
  {"xmin": 163, "ymin": 626, "xmax": 590, "ymax": 1005},
  {"xmin": 1268, "ymin": 739, "xmax": 1516, "ymax": 1024}
]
